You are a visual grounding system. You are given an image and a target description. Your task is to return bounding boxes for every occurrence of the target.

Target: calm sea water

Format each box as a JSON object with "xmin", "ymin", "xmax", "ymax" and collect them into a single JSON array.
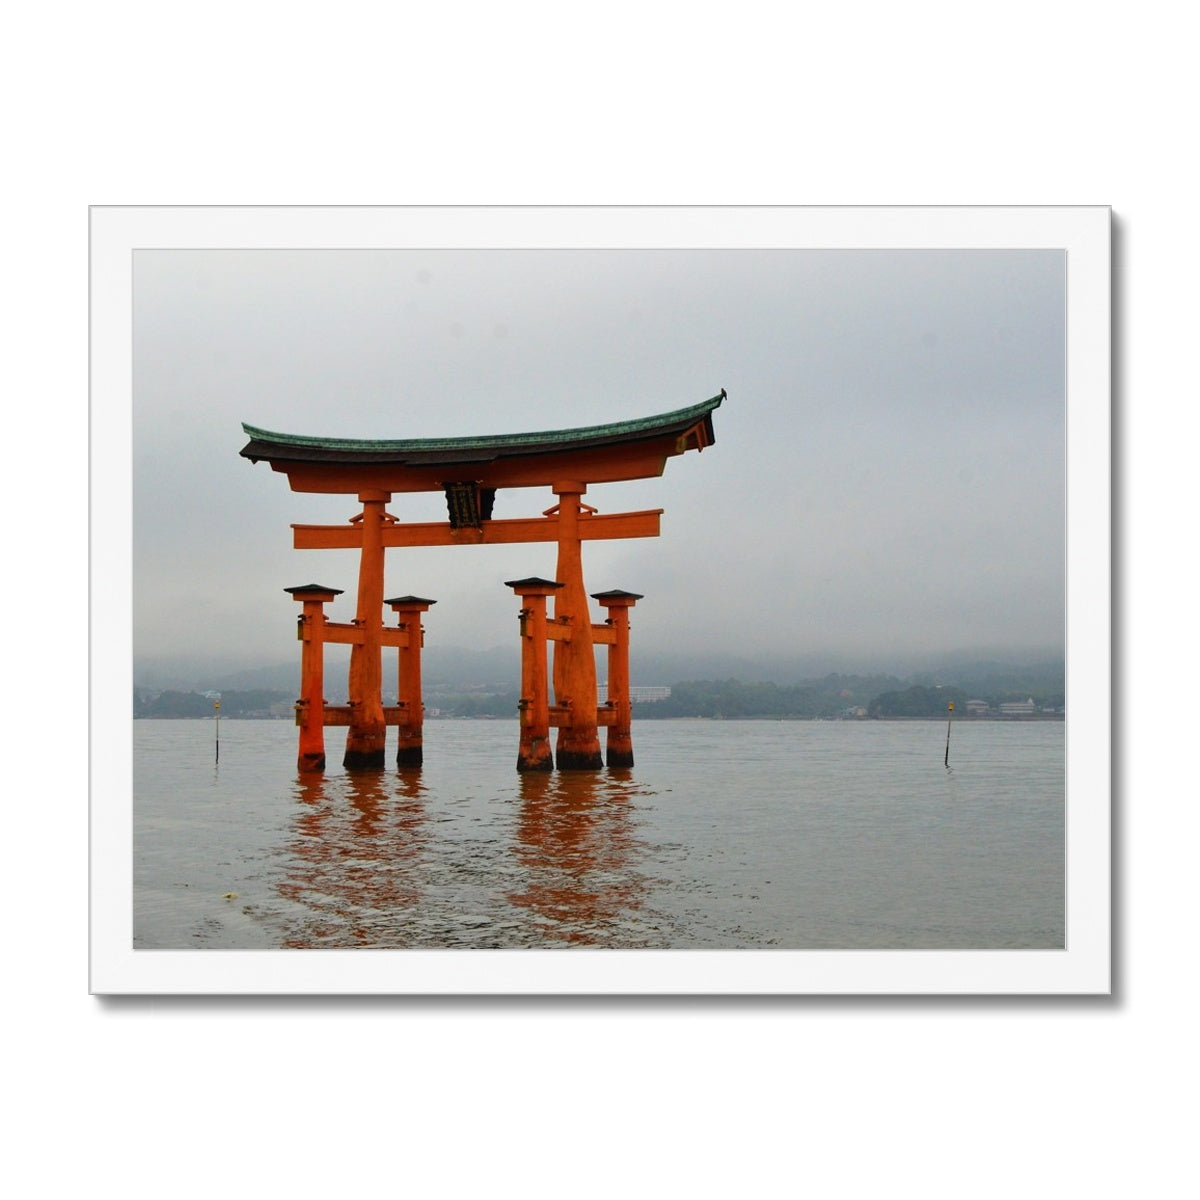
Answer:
[{"xmin": 133, "ymin": 718, "xmax": 1064, "ymax": 950}]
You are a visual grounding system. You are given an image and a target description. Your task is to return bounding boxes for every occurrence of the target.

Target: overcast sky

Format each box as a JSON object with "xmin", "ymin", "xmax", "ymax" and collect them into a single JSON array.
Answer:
[{"xmin": 132, "ymin": 247, "xmax": 1064, "ymax": 674}]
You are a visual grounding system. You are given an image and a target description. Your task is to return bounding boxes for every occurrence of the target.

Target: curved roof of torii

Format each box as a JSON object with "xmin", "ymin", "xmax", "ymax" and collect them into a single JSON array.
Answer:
[{"xmin": 240, "ymin": 391, "xmax": 723, "ymax": 494}]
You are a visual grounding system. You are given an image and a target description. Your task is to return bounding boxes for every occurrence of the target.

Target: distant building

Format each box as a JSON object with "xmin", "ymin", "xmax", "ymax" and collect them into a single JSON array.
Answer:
[
  {"xmin": 599, "ymin": 684, "xmax": 671, "ymax": 704},
  {"xmin": 999, "ymin": 698, "xmax": 1038, "ymax": 715},
  {"xmin": 966, "ymin": 699, "xmax": 990, "ymax": 715}
]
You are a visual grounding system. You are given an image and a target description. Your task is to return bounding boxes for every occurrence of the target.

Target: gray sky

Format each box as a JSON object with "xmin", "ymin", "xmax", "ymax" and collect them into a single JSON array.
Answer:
[{"xmin": 132, "ymin": 248, "xmax": 1064, "ymax": 673}]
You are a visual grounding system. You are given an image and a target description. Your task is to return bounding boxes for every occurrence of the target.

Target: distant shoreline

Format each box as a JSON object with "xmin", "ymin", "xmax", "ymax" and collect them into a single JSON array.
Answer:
[{"xmin": 132, "ymin": 712, "xmax": 1065, "ymax": 723}]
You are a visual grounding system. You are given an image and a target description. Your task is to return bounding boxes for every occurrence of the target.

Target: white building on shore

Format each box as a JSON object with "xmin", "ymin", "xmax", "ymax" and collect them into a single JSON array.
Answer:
[{"xmin": 598, "ymin": 684, "xmax": 672, "ymax": 704}]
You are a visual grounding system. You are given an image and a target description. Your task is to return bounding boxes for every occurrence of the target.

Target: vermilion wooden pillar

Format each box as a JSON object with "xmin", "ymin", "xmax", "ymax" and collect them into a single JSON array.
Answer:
[
  {"xmin": 550, "ymin": 481, "xmax": 604, "ymax": 770},
  {"xmin": 592, "ymin": 589, "xmax": 643, "ymax": 768},
  {"xmin": 286, "ymin": 584, "xmax": 344, "ymax": 772},
  {"xmin": 387, "ymin": 594, "xmax": 436, "ymax": 767},
  {"xmin": 507, "ymin": 577, "xmax": 561, "ymax": 772},
  {"xmin": 345, "ymin": 490, "xmax": 391, "ymax": 769}
]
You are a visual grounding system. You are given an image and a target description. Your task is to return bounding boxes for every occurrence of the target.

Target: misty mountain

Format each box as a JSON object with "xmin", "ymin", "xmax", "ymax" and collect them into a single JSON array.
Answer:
[{"xmin": 133, "ymin": 644, "xmax": 1063, "ymax": 697}]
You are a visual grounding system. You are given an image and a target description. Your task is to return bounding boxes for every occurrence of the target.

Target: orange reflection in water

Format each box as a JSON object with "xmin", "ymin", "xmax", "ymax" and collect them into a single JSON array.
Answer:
[
  {"xmin": 506, "ymin": 769, "xmax": 649, "ymax": 944},
  {"xmin": 278, "ymin": 769, "xmax": 429, "ymax": 948}
]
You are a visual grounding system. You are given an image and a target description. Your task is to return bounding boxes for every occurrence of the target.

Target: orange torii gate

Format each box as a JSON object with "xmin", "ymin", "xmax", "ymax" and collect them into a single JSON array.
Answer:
[{"xmin": 240, "ymin": 391, "xmax": 723, "ymax": 772}]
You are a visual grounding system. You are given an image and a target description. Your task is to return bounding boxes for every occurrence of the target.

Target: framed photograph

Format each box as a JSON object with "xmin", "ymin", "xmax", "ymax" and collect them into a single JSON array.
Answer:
[{"xmin": 91, "ymin": 205, "xmax": 1109, "ymax": 994}]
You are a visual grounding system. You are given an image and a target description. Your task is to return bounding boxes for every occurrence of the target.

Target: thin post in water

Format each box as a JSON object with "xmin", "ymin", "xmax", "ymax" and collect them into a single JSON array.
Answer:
[
  {"xmin": 944, "ymin": 701, "xmax": 954, "ymax": 767},
  {"xmin": 214, "ymin": 695, "xmax": 220, "ymax": 764}
]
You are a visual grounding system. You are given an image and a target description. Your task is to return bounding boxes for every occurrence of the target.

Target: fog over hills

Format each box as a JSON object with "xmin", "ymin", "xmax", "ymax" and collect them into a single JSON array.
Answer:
[{"xmin": 133, "ymin": 643, "xmax": 1064, "ymax": 698}]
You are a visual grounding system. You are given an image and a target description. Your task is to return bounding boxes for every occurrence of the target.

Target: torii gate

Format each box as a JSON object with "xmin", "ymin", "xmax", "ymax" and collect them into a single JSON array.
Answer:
[{"xmin": 240, "ymin": 391, "xmax": 723, "ymax": 773}]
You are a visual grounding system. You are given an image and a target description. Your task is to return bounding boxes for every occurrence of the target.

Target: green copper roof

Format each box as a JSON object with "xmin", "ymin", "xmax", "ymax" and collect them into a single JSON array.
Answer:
[{"xmin": 241, "ymin": 392, "xmax": 723, "ymax": 463}]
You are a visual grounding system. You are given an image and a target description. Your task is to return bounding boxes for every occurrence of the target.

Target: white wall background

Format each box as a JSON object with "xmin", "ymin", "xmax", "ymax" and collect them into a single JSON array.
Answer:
[{"xmin": 5, "ymin": 3, "xmax": 1178, "ymax": 1197}]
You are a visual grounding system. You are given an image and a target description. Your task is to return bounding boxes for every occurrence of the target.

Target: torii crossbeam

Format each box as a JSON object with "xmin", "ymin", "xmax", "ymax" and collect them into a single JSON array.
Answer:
[{"xmin": 240, "ymin": 391, "xmax": 723, "ymax": 771}]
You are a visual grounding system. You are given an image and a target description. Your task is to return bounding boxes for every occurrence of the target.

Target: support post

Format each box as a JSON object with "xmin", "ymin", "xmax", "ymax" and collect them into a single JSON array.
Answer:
[
  {"xmin": 506, "ymin": 578, "xmax": 561, "ymax": 772},
  {"xmin": 285, "ymin": 584, "xmax": 344, "ymax": 772},
  {"xmin": 592, "ymin": 589, "xmax": 643, "ymax": 768},
  {"xmin": 345, "ymin": 490, "xmax": 391, "ymax": 769},
  {"xmin": 387, "ymin": 595, "xmax": 436, "ymax": 767},
  {"xmin": 549, "ymin": 482, "xmax": 603, "ymax": 770}
]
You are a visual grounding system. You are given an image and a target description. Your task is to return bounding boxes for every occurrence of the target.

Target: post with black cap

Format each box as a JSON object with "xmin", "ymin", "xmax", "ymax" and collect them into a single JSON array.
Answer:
[
  {"xmin": 387, "ymin": 595, "xmax": 436, "ymax": 767},
  {"xmin": 592, "ymin": 589, "xmax": 643, "ymax": 768},
  {"xmin": 286, "ymin": 583, "xmax": 344, "ymax": 772},
  {"xmin": 507, "ymin": 578, "xmax": 561, "ymax": 772}
]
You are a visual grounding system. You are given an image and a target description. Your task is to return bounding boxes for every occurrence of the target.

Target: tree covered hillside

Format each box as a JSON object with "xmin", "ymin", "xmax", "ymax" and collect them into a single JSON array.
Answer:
[
  {"xmin": 133, "ymin": 688, "xmax": 292, "ymax": 719},
  {"xmin": 640, "ymin": 674, "xmax": 904, "ymax": 720}
]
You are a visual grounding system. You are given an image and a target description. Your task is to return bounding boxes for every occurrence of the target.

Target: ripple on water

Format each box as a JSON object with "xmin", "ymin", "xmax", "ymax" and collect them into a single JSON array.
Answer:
[{"xmin": 134, "ymin": 719, "xmax": 1064, "ymax": 949}]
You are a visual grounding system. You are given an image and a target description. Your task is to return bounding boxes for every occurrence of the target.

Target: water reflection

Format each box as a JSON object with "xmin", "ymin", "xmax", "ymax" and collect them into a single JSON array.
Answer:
[
  {"xmin": 506, "ymin": 769, "xmax": 654, "ymax": 945},
  {"xmin": 136, "ymin": 721, "xmax": 1066, "ymax": 950},
  {"xmin": 277, "ymin": 769, "xmax": 430, "ymax": 948},
  {"xmin": 272, "ymin": 762, "xmax": 663, "ymax": 948}
]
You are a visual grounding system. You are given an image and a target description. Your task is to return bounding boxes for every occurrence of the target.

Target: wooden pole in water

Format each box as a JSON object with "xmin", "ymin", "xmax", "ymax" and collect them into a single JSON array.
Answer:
[
  {"xmin": 214, "ymin": 696, "xmax": 220, "ymax": 764},
  {"xmin": 591, "ymin": 589, "xmax": 643, "ymax": 768},
  {"xmin": 549, "ymin": 481, "xmax": 603, "ymax": 770},
  {"xmin": 507, "ymin": 577, "xmax": 560, "ymax": 772},
  {"xmin": 287, "ymin": 583, "xmax": 344, "ymax": 772},
  {"xmin": 344, "ymin": 490, "xmax": 390, "ymax": 769},
  {"xmin": 944, "ymin": 701, "xmax": 954, "ymax": 767},
  {"xmin": 388, "ymin": 594, "xmax": 437, "ymax": 767}
]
